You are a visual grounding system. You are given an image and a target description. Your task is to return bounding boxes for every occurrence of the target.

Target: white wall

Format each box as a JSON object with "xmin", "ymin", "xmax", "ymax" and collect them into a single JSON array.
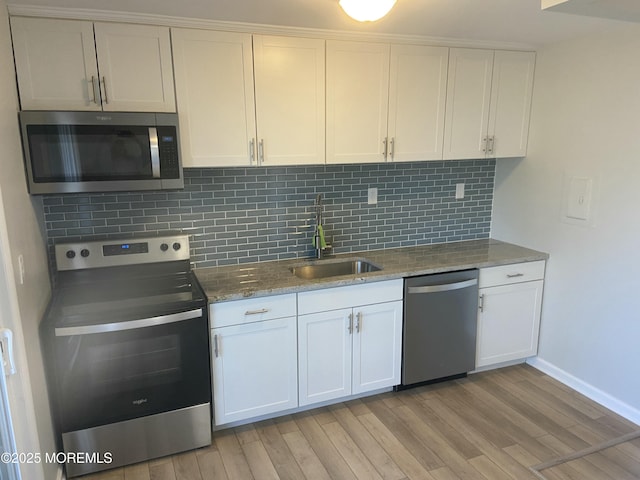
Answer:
[
  {"xmin": 493, "ymin": 22, "xmax": 640, "ymax": 415},
  {"xmin": 0, "ymin": 2, "xmax": 57, "ymax": 478}
]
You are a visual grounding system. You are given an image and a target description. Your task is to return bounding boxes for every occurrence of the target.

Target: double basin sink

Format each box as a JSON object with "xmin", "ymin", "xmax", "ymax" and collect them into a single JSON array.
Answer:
[{"xmin": 290, "ymin": 258, "xmax": 381, "ymax": 280}]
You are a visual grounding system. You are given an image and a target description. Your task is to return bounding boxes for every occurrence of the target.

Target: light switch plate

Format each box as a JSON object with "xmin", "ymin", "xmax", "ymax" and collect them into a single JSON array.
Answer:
[
  {"xmin": 566, "ymin": 177, "xmax": 592, "ymax": 220},
  {"xmin": 561, "ymin": 172, "xmax": 599, "ymax": 227}
]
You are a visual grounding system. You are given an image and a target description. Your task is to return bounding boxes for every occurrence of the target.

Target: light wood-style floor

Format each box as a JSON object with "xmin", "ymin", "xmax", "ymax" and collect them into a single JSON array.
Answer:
[{"xmin": 81, "ymin": 365, "xmax": 640, "ymax": 480}]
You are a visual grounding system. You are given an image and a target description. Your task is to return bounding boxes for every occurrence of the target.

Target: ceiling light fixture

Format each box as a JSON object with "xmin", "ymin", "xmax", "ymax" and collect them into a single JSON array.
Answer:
[{"xmin": 339, "ymin": 0, "xmax": 397, "ymax": 22}]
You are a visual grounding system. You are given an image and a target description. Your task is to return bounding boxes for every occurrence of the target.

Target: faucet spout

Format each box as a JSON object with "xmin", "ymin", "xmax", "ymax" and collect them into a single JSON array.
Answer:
[{"xmin": 313, "ymin": 194, "xmax": 327, "ymax": 259}]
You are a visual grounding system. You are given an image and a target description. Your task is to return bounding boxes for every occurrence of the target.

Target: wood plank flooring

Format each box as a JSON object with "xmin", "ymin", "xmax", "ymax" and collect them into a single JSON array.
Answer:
[{"xmin": 80, "ymin": 365, "xmax": 640, "ymax": 480}]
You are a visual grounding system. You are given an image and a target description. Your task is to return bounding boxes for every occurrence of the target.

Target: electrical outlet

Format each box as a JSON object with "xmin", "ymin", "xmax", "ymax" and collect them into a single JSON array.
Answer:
[
  {"xmin": 368, "ymin": 187, "xmax": 378, "ymax": 205},
  {"xmin": 455, "ymin": 183, "xmax": 465, "ymax": 200}
]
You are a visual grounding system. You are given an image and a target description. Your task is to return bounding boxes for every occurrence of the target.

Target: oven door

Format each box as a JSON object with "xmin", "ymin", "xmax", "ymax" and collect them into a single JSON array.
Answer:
[{"xmin": 52, "ymin": 308, "xmax": 210, "ymax": 433}]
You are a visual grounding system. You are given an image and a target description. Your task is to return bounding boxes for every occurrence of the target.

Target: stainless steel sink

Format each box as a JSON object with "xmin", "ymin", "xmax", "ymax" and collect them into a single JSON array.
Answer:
[{"xmin": 290, "ymin": 259, "xmax": 382, "ymax": 280}]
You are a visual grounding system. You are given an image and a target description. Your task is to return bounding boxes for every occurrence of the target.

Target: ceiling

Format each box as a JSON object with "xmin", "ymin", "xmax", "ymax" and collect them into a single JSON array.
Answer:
[{"xmin": 6, "ymin": 0, "xmax": 636, "ymax": 48}]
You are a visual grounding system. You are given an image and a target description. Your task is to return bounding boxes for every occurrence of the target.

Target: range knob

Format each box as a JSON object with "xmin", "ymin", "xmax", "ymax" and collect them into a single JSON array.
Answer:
[
  {"xmin": 80, "ymin": 249, "xmax": 90, "ymax": 258},
  {"xmin": 65, "ymin": 250, "xmax": 76, "ymax": 259},
  {"xmin": 172, "ymin": 242, "xmax": 181, "ymax": 251},
  {"xmin": 160, "ymin": 243, "xmax": 169, "ymax": 252}
]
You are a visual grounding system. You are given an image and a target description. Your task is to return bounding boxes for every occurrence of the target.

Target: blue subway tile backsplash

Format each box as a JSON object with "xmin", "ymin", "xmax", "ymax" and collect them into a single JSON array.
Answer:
[{"xmin": 42, "ymin": 160, "xmax": 495, "ymax": 270}]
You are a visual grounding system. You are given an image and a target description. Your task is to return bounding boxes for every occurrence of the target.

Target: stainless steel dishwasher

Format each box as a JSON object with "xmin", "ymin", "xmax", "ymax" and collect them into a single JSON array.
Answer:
[{"xmin": 399, "ymin": 269, "xmax": 479, "ymax": 388}]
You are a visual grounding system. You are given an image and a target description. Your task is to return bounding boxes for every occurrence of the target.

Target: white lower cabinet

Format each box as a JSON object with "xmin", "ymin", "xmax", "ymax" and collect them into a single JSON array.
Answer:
[
  {"xmin": 476, "ymin": 261, "xmax": 545, "ymax": 368},
  {"xmin": 210, "ymin": 294, "xmax": 298, "ymax": 425},
  {"xmin": 297, "ymin": 280, "xmax": 403, "ymax": 406}
]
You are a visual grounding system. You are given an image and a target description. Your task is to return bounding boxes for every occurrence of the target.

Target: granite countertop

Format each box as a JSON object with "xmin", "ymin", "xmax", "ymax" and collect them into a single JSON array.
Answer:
[{"xmin": 195, "ymin": 238, "xmax": 548, "ymax": 303}]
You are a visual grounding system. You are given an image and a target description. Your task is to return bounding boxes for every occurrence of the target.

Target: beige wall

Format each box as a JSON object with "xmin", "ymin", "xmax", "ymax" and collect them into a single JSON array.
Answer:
[
  {"xmin": 0, "ymin": 2, "xmax": 57, "ymax": 478},
  {"xmin": 493, "ymin": 22, "xmax": 640, "ymax": 418}
]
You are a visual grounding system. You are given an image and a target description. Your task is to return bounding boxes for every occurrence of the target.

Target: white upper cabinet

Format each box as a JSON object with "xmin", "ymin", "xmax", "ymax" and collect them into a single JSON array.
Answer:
[
  {"xmin": 326, "ymin": 40, "xmax": 390, "ymax": 164},
  {"xmin": 11, "ymin": 17, "xmax": 175, "ymax": 112},
  {"xmin": 443, "ymin": 48, "xmax": 494, "ymax": 160},
  {"xmin": 253, "ymin": 35, "xmax": 325, "ymax": 166},
  {"xmin": 327, "ymin": 41, "xmax": 449, "ymax": 164},
  {"xmin": 171, "ymin": 29, "xmax": 256, "ymax": 167},
  {"xmin": 443, "ymin": 48, "xmax": 535, "ymax": 159},
  {"xmin": 488, "ymin": 51, "xmax": 536, "ymax": 158},
  {"xmin": 11, "ymin": 17, "xmax": 100, "ymax": 111},
  {"xmin": 388, "ymin": 45, "xmax": 449, "ymax": 162},
  {"xmin": 172, "ymin": 30, "xmax": 324, "ymax": 167},
  {"xmin": 93, "ymin": 23, "xmax": 176, "ymax": 112}
]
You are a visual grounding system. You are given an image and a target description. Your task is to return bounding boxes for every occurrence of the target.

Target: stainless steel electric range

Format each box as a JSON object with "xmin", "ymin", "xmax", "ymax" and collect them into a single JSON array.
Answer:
[{"xmin": 41, "ymin": 234, "xmax": 211, "ymax": 478}]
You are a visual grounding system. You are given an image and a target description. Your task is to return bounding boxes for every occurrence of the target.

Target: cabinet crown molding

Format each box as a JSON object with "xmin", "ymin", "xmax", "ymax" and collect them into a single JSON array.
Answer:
[{"xmin": 7, "ymin": 4, "xmax": 536, "ymax": 51}]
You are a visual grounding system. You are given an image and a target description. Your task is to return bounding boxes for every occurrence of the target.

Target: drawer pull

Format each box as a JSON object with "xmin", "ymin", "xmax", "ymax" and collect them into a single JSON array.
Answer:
[
  {"xmin": 479, "ymin": 294, "xmax": 485, "ymax": 312},
  {"xmin": 213, "ymin": 334, "xmax": 219, "ymax": 358},
  {"xmin": 506, "ymin": 273, "xmax": 524, "ymax": 278},
  {"xmin": 245, "ymin": 308, "xmax": 270, "ymax": 316}
]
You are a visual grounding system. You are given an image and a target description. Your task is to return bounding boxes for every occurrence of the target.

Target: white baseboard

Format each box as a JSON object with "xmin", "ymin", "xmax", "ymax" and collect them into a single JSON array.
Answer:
[{"xmin": 527, "ymin": 357, "xmax": 640, "ymax": 426}]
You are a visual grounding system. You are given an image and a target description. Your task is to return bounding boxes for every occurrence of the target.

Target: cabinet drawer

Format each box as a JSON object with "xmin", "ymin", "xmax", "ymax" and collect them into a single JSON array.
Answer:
[
  {"xmin": 210, "ymin": 293, "xmax": 297, "ymax": 328},
  {"xmin": 298, "ymin": 279, "xmax": 403, "ymax": 315},
  {"xmin": 479, "ymin": 261, "xmax": 545, "ymax": 288}
]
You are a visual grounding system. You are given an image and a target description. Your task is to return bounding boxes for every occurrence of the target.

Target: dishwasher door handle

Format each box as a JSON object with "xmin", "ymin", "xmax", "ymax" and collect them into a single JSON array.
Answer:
[{"xmin": 407, "ymin": 278, "xmax": 478, "ymax": 295}]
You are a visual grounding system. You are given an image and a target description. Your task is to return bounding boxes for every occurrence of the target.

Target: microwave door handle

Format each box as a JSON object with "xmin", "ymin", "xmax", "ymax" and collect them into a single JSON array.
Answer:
[
  {"xmin": 149, "ymin": 127, "xmax": 161, "ymax": 178},
  {"xmin": 54, "ymin": 308, "xmax": 202, "ymax": 336}
]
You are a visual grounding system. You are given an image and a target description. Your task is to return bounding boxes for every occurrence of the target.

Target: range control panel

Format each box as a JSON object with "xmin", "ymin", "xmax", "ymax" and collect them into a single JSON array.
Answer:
[{"xmin": 55, "ymin": 235, "xmax": 190, "ymax": 271}]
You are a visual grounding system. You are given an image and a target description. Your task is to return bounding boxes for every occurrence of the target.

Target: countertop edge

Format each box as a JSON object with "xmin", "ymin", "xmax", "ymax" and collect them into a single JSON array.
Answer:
[{"xmin": 195, "ymin": 240, "xmax": 549, "ymax": 304}]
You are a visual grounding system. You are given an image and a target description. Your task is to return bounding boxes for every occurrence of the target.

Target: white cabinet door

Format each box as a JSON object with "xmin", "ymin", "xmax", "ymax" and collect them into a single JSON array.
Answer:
[
  {"xmin": 388, "ymin": 45, "xmax": 448, "ymax": 162},
  {"xmin": 352, "ymin": 301, "xmax": 402, "ymax": 394},
  {"xmin": 11, "ymin": 17, "xmax": 100, "ymax": 111},
  {"xmin": 488, "ymin": 51, "xmax": 536, "ymax": 158},
  {"xmin": 212, "ymin": 317, "xmax": 298, "ymax": 425},
  {"xmin": 476, "ymin": 280, "xmax": 543, "ymax": 368},
  {"xmin": 443, "ymin": 48, "xmax": 494, "ymax": 160},
  {"xmin": 326, "ymin": 41, "xmax": 390, "ymax": 164},
  {"xmin": 172, "ymin": 29, "xmax": 256, "ymax": 167},
  {"xmin": 94, "ymin": 23, "xmax": 175, "ymax": 112},
  {"xmin": 298, "ymin": 309, "xmax": 352, "ymax": 406},
  {"xmin": 253, "ymin": 35, "xmax": 325, "ymax": 165}
]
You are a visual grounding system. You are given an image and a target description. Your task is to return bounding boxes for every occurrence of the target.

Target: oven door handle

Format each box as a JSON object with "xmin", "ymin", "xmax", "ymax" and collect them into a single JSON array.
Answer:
[{"xmin": 54, "ymin": 308, "xmax": 203, "ymax": 336}]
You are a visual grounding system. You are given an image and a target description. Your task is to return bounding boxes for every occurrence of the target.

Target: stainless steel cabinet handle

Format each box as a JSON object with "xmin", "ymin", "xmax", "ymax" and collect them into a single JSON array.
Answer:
[
  {"xmin": 214, "ymin": 334, "xmax": 219, "ymax": 358},
  {"xmin": 101, "ymin": 76, "xmax": 109, "ymax": 104},
  {"xmin": 245, "ymin": 308, "xmax": 269, "ymax": 316},
  {"xmin": 258, "ymin": 139, "xmax": 264, "ymax": 165},
  {"xmin": 249, "ymin": 138, "xmax": 255, "ymax": 164},
  {"xmin": 55, "ymin": 308, "xmax": 203, "ymax": 336},
  {"xmin": 482, "ymin": 136, "xmax": 488, "ymax": 153},
  {"xmin": 382, "ymin": 137, "xmax": 388, "ymax": 159},
  {"xmin": 356, "ymin": 312, "xmax": 362, "ymax": 333},
  {"xmin": 506, "ymin": 273, "xmax": 524, "ymax": 278},
  {"xmin": 487, "ymin": 136, "xmax": 495, "ymax": 155},
  {"xmin": 407, "ymin": 278, "xmax": 478, "ymax": 295},
  {"xmin": 348, "ymin": 313, "xmax": 353, "ymax": 334},
  {"xmin": 389, "ymin": 137, "xmax": 395, "ymax": 161},
  {"xmin": 89, "ymin": 76, "xmax": 99, "ymax": 104},
  {"xmin": 479, "ymin": 294, "xmax": 485, "ymax": 312}
]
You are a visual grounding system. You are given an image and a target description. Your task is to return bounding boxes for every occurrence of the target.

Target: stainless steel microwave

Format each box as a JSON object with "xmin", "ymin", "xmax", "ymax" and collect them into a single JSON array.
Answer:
[{"xmin": 19, "ymin": 111, "xmax": 183, "ymax": 194}]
